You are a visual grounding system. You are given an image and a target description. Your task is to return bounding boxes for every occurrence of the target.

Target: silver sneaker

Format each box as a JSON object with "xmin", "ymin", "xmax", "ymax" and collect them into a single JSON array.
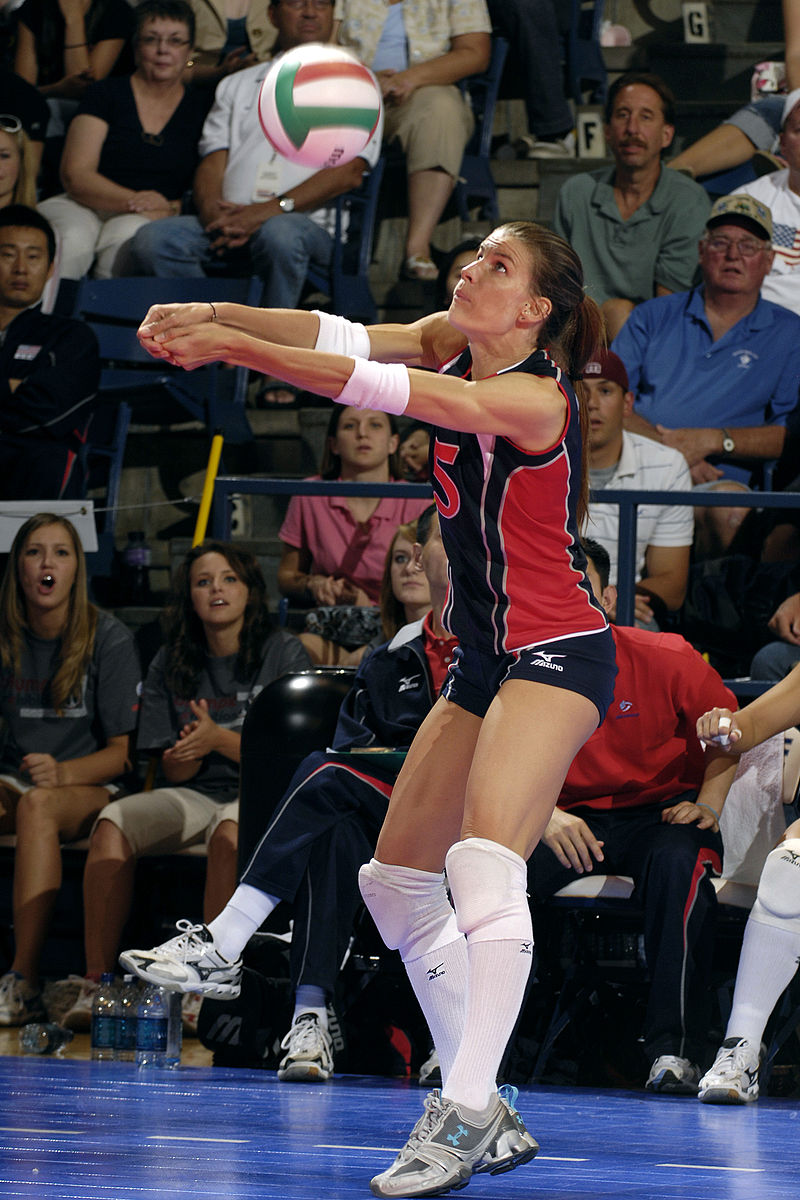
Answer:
[
  {"xmin": 119, "ymin": 920, "xmax": 242, "ymax": 999},
  {"xmin": 370, "ymin": 1088, "xmax": 537, "ymax": 1198},
  {"xmin": 698, "ymin": 1037, "xmax": 760, "ymax": 1104},
  {"xmin": 277, "ymin": 1012, "xmax": 334, "ymax": 1082},
  {"xmin": 0, "ymin": 971, "xmax": 45, "ymax": 1026},
  {"xmin": 645, "ymin": 1054, "xmax": 701, "ymax": 1094}
]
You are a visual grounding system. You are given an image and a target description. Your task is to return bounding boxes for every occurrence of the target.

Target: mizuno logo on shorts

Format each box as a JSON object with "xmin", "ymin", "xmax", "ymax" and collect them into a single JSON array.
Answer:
[{"xmin": 530, "ymin": 650, "xmax": 566, "ymax": 672}]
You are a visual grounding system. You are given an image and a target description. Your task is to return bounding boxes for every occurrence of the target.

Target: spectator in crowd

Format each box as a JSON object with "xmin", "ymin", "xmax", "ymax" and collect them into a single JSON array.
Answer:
[
  {"xmin": 529, "ymin": 538, "xmax": 740, "ymax": 1093},
  {"xmin": 750, "ymin": 590, "xmax": 800, "ymax": 679},
  {"xmin": 125, "ymin": 0, "xmax": 381, "ymax": 306},
  {"xmin": 487, "ymin": 0, "xmax": 574, "ymax": 159},
  {"xmin": 0, "ymin": 0, "xmax": 25, "ymax": 72},
  {"xmin": 731, "ymin": 88, "xmax": 800, "ymax": 316},
  {"xmin": 0, "ymin": 112, "xmax": 36, "ymax": 208},
  {"xmin": 0, "ymin": 205, "xmax": 99, "ymax": 500},
  {"xmin": 61, "ymin": 541, "xmax": 310, "ymax": 1031},
  {"xmin": 612, "ymin": 194, "xmax": 800, "ymax": 486},
  {"xmin": 303, "ymin": 517, "xmax": 433, "ymax": 666},
  {"xmin": 0, "ymin": 514, "xmax": 140, "ymax": 1026},
  {"xmin": 38, "ymin": 0, "xmax": 210, "ymax": 280},
  {"xmin": 333, "ymin": 0, "xmax": 490, "ymax": 280},
  {"xmin": 696, "ymin": 667, "xmax": 800, "ymax": 1104},
  {"xmin": 186, "ymin": 0, "xmax": 276, "ymax": 88},
  {"xmin": 118, "ymin": 506, "xmax": 456, "ymax": 1083},
  {"xmin": 0, "ymin": 75, "xmax": 50, "ymax": 176},
  {"xmin": 278, "ymin": 405, "xmax": 430, "ymax": 664},
  {"xmin": 397, "ymin": 422, "xmax": 430, "ymax": 482},
  {"xmin": 669, "ymin": 0, "xmax": 800, "ymax": 180},
  {"xmin": 582, "ymin": 349, "xmax": 693, "ymax": 628},
  {"xmin": 554, "ymin": 72, "xmax": 710, "ymax": 339},
  {"xmin": 14, "ymin": 0, "xmax": 135, "ymax": 135}
]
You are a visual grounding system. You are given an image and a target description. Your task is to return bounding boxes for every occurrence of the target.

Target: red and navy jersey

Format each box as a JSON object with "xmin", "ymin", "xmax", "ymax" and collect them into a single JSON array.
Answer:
[{"xmin": 431, "ymin": 345, "xmax": 608, "ymax": 654}]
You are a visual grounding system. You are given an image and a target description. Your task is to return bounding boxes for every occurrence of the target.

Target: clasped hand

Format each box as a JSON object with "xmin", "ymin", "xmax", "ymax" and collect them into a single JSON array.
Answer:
[{"xmin": 163, "ymin": 700, "xmax": 221, "ymax": 762}]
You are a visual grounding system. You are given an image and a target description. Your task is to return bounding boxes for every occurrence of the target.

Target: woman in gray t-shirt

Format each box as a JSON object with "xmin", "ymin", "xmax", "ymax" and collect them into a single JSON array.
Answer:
[
  {"xmin": 59, "ymin": 540, "xmax": 310, "ymax": 1033},
  {"xmin": 0, "ymin": 513, "xmax": 140, "ymax": 1026}
]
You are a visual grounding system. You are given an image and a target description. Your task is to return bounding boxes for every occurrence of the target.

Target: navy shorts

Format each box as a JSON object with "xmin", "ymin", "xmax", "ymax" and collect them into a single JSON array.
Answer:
[{"xmin": 441, "ymin": 627, "xmax": 617, "ymax": 724}]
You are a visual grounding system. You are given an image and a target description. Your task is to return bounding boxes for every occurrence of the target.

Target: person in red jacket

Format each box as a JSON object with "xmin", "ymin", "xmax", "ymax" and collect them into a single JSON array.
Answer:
[{"xmin": 529, "ymin": 538, "xmax": 740, "ymax": 1094}]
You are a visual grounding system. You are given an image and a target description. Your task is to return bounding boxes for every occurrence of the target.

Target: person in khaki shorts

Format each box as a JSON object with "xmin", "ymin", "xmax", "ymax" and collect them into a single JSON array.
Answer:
[
  {"xmin": 334, "ymin": 0, "xmax": 491, "ymax": 280},
  {"xmin": 62, "ymin": 540, "xmax": 310, "ymax": 1030}
]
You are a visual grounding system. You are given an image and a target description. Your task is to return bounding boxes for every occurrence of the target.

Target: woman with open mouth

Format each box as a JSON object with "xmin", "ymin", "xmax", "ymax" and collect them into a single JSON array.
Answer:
[{"xmin": 0, "ymin": 512, "xmax": 140, "ymax": 1026}]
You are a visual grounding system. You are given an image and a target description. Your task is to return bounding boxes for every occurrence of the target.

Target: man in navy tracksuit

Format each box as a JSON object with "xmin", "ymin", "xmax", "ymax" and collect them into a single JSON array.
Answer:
[
  {"xmin": 123, "ymin": 505, "xmax": 456, "ymax": 1080},
  {"xmin": 0, "ymin": 206, "xmax": 99, "ymax": 500}
]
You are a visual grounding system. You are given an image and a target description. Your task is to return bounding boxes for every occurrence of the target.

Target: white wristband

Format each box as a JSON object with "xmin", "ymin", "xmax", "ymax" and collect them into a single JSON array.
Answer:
[
  {"xmin": 337, "ymin": 357, "xmax": 410, "ymax": 416},
  {"xmin": 313, "ymin": 310, "xmax": 371, "ymax": 359}
]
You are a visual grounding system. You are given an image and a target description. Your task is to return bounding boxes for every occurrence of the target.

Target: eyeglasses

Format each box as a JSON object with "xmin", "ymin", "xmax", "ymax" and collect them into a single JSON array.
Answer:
[
  {"xmin": 0, "ymin": 115, "xmax": 22, "ymax": 135},
  {"xmin": 278, "ymin": 0, "xmax": 334, "ymax": 9},
  {"xmin": 138, "ymin": 34, "xmax": 191, "ymax": 48},
  {"xmin": 704, "ymin": 235, "xmax": 770, "ymax": 258}
]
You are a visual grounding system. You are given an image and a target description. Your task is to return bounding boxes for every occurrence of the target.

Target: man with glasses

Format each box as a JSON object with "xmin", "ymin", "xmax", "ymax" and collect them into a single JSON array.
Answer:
[
  {"xmin": 125, "ymin": 0, "xmax": 382, "ymax": 311},
  {"xmin": 612, "ymin": 194, "xmax": 800, "ymax": 487},
  {"xmin": 730, "ymin": 88, "xmax": 800, "ymax": 318}
]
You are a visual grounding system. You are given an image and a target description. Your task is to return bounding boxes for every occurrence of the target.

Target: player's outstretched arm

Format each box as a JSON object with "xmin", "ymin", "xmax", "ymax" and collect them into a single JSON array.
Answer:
[
  {"xmin": 138, "ymin": 304, "xmax": 460, "ymax": 370},
  {"xmin": 140, "ymin": 318, "xmax": 566, "ymax": 448}
]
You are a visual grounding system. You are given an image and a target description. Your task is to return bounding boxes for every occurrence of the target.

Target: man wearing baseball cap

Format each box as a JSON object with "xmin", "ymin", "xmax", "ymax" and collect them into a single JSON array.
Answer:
[
  {"xmin": 728, "ymin": 88, "xmax": 800, "ymax": 316},
  {"xmin": 582, "ymin": 348, "xmax": 693, "ymax": 628},
  {"xmin": 612, "ymin": 192, "xmax": 800, "ymax": 486}
]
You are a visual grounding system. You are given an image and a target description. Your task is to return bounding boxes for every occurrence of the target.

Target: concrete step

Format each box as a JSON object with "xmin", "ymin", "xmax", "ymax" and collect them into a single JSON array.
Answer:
[
  {"xmin": 710, "ymin": 0, "xmax": 784, "ymax": 44},
  {"xmin": 647, "ymin": 41, "xmax": 785, "ymax": 102}
]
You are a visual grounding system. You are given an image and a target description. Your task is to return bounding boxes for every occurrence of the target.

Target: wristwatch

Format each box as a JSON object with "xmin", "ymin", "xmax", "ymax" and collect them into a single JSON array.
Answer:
[
  {"xmin": 721, "ymin": 427, "xmax": 736, "ymax": 455},
  {"xmin": 278, "ymin": 196, "xmax": 296, "ymax": 213}
]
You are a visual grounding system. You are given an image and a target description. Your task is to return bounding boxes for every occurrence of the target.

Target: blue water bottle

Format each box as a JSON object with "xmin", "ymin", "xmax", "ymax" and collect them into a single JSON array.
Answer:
[
  {"xmin": 136, "ymin": 984, "xmax": 169, "ymax": 1068},
  {"xmin": 90, "ymin": 972, "xmax": 118, "ymax": 1062}
]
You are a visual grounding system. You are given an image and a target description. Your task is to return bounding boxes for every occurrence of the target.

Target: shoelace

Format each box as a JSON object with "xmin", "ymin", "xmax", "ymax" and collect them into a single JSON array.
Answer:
[
  {"xmin": 159, "ymin": 919, "xmax": 208, "ymax": 960},
  {"xmin": 715, "ymin": 1041, "xmax": 756, "ymax": 1077},
  {"xmin": 406, "ymin": 1091, "xmax": 447, "ymax": 1151},
  {"xmin": 283, "ymin": 1015, "xmax": 326, "ymax": 1055}
]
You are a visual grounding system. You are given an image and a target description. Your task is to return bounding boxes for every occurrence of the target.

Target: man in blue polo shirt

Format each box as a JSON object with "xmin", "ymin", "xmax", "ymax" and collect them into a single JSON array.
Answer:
[{"xmin": 612, "ymin": 194, "xmax": 800, "ymax": 486}]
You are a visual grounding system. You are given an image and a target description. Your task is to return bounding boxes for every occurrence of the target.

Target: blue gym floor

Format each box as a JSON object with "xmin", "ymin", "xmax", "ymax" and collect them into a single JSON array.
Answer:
[{"xmin": 0, "ymin": 1057, "xmax": 798, "ymax": 1199}]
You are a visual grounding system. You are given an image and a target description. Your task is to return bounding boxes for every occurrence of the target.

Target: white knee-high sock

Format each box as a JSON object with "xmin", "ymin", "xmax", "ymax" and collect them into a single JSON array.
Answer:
[
  {"xmin": 442, "ymin": 837, "xmax": 533, "ymax": 1114},
  {"xmin": 726, "ymin": 841, "xmax": 800, "ymax": 1045},
  {"xmin": 207, "ymin": 883, "xmax": 280, "ymax": 962},
  {"xmin": 726, "ymin": 916, "xmax": 800, "ymax": 1045},
  {"xmin": 359, "ymin": 858, "xmax": 467, "ymax": 1085},
  {"xmin": 404, "ymin": 937, "xmax": 468, "ymax": 1086}
]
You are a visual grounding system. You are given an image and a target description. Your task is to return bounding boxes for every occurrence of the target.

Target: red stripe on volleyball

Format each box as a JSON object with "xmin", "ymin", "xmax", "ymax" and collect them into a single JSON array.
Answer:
[{"xmin": 294, "ymin": 61, "xmax": 375, "ymax": 88}]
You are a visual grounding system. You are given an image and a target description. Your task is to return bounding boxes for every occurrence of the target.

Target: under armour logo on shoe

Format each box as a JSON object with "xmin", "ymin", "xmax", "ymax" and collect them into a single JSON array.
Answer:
[
  {"xmin": 520, "ymin": 941, "xmax": 533, "ymax": 955},
  {"xmin": 447, "ymin": 1123, "xmax": 469, "ymax": 1146},
  {"xmin": 427, "ymin": 963, "xmax": 446, "ymax": 981}
]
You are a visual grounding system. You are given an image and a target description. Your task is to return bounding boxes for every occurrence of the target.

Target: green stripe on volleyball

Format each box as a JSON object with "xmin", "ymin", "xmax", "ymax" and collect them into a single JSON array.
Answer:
[{"xmin": 258, "ymin": 44, "xmax": 382, "ymax": 170}]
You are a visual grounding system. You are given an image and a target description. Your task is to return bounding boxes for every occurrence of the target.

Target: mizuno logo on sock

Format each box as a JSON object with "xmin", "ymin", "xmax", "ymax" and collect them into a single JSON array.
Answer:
[
  {"xmin": 427, "ymin": 963, "xmax": 446, "ymax": 980},
  {"xmin": 520, "ymin": 941, "xmax": 533, "ymax": 955}
]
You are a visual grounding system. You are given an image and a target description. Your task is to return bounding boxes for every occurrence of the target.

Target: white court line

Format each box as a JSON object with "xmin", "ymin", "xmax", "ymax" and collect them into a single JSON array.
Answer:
[
  {"xmin": 0, "ymin": 1126, "xmax": 84, "ymax": 1136},
  {"xmin": 658, "ymin": 1163, "xmax": 764, "ymax": 1173},
  {"xmin": 147, "ymin": 1136, "xmax": 250, "ymax": 1144}
]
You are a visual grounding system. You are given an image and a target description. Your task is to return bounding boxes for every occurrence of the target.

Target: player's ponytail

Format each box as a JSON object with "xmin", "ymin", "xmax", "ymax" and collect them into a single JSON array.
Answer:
[{"xmin": 500, "ymin": 222, "xmax": 605, "ymax": 526}]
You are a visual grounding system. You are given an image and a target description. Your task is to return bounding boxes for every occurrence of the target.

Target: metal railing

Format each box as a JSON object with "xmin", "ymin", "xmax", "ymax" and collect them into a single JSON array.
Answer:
[{"xmin": 210, "ymin": 477, "xmax": 798, "ymax": 627}]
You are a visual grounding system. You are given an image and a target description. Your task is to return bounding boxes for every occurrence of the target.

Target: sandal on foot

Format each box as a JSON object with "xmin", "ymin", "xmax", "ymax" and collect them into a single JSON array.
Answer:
[{"xmin": 402, "ymin": 254, "xmax": 439, "ymax": 282}]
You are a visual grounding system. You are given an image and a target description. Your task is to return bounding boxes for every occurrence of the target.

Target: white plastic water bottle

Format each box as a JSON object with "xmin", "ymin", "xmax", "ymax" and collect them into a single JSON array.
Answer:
[
  {"xmin": 116, "ymin": 975, "xmax": 140, "ymax": 1062},
  {"xmin": 136, "ymin": 984, "xmax": 169, "ymax": 1068},
  {"xmin": 90, "ymin": 973, "xmax": 118, "ymax": 1061}
]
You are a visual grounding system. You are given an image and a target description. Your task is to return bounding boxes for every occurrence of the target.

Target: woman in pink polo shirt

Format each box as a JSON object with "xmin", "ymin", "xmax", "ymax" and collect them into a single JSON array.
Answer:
[{"xmin": 277, "ymin": 405, "xmax": 430, "ymax": 663}]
